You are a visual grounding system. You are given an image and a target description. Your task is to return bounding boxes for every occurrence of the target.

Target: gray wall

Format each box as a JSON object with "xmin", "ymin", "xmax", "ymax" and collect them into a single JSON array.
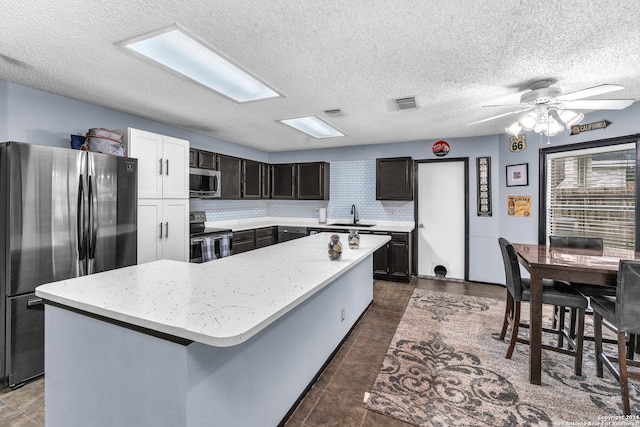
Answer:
[{"xmin": 3, "ymin": 80, "xmax": 639, "ymax": 284}]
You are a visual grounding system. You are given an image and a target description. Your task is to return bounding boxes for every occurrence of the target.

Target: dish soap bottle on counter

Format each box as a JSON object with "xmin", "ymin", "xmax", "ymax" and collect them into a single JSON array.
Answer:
[
  {"xmin": 328, "ymin": 234, "xmax": 343, "ymax": 261},
  {"xmin": 348, "ymin": 229, "xmax": 360, "ymax": 249}
]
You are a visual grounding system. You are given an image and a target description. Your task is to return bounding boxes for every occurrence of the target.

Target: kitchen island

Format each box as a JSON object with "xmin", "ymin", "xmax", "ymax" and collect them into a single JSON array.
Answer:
[{"xmin": 35, "ymin": 232, "xmax": 390, "ymax": 427}]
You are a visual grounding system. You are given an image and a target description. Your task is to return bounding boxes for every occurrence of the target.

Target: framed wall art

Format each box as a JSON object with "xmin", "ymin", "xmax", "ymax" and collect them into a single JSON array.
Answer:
[{"xmin": 506, "ymin": 163, "xmax": 528, "ymax": 187}]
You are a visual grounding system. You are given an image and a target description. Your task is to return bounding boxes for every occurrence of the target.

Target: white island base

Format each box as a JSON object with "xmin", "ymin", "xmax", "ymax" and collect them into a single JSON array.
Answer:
[{"xmin": 43, "ymin": 252, "xmax": 376, "ymax": 426}]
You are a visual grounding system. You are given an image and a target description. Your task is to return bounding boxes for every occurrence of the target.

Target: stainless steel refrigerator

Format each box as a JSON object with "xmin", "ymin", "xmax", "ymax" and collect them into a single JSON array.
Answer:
[{"xmin": 0, "ymin": 141, "xmax": 137, "ymax": 387}]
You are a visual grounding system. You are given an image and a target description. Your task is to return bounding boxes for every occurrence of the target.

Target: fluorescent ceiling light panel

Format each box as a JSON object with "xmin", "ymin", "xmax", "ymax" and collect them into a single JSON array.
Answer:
[
  {"xmin": 124, "ymin": 28, "xmax": 280, "ymax": 102},
  {"xmin": 279, "ymin": 116, "xmax": 345, "ymax": 139}
]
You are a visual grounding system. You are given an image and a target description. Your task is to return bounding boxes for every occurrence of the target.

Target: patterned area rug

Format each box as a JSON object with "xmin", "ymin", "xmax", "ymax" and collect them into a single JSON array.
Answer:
[{"xmin": 365, "ymin": 290, "xmax": 640, "ymax": 426}]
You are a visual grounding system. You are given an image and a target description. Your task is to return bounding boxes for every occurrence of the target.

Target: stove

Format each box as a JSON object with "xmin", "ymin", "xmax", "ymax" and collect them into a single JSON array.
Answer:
[{"xmin": 189, "ymin": 211, "xmax": 233, "ymax": 263}]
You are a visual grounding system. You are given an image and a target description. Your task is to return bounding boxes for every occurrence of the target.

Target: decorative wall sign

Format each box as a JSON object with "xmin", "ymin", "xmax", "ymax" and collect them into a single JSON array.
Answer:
[
  {"xmin": 476, "ymin": 156, "xmax": 492, "ymax": 216},
  {"xmin": 506, "ymin": 163, "xmax": 528, "ymax": 187},
  {"xmin": 432, "ymin": 140, "xmax": 450, "ymax": 157},
  {"xmin": 507, "ymin": 195, "xmax": 531, "ymax": 217},
  {"xmin": 570, "ymin": 120, "xmax": 611, "ymax": 135},
  {"xmin": 509, "ymin": 135, "xmax": 527, "ymax": 152}
]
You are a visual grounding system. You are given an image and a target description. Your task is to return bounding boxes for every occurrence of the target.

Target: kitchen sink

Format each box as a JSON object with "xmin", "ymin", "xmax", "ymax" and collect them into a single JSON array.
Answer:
[{"xmin": 329, "ymin": 223, "xmax": 376, "ymax": 228}]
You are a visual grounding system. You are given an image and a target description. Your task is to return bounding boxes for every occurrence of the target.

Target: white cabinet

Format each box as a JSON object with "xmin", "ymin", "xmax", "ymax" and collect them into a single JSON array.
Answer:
[
  {"xmin": 137, "ymin": 199, "xmax": 189, "ymax": 264},
  {"xmin": 121, "ymin": 128, "xmax": 189, "ymax": 199}
]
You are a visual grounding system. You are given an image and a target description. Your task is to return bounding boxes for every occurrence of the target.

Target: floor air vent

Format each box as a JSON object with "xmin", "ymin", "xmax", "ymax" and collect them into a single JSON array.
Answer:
[{"xmin": 394, "ymin": 97, "xmax": 417, "ymax": 110}]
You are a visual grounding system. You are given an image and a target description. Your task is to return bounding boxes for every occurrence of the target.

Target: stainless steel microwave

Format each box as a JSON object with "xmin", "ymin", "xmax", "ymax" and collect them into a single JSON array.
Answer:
[{"xmin": 189, "ymin": 168, "xmax": 221, "ymax": 198}]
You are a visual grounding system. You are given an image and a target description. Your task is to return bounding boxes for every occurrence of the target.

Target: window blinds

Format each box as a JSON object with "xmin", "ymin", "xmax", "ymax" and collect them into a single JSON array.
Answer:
[{"xmin": 546, "ymin": 143, "xmax": 636, "ymax": 249}]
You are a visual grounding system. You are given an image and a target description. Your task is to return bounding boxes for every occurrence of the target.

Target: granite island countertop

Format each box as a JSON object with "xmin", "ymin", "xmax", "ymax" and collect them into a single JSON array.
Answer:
[{"xmin": 35, "ymin": 232, "xmax": 390, "ymax": 347}]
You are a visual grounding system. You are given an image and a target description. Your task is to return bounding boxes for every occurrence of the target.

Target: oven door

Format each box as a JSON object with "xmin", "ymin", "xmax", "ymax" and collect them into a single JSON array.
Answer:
[{"xmin": 190, "ymin": 233, "xmax": 232, "ymax": 263}]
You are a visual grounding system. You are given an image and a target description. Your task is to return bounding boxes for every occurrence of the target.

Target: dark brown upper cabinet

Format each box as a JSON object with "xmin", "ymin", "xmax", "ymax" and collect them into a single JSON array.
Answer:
[
  {"xmin": 189, "ymin": 149, "xmax": 217, "ymax": 170},
  {"xmin": 376, "ymin": 157, "xmax": 413, "ymax": 200},
  {"xmin": 217, "ymin": 154, "xmax": 242, "ymax": 199},
  {"xmin": 262, "ymin": 163, "xmax": 271, "ymax": 199},
  {"xmin": 271, "ymin": 164, "xmax": 297, "ymax": 199},
  {"xmin": 242, "ymin": 159, "xmax": 262, "ymax": 199},
  {"xmin": 196, "ymin": 150, "xmax": 217, "ymax": 170},
  {"xmin": 296, "ymin": 162, "xmax": 330, "ymax": 200}
]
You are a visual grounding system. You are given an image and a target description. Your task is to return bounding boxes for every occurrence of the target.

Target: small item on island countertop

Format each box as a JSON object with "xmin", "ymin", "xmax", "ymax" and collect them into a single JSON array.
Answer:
[
  {"xmin": 348, "ymin": 229, "xmax": 360, "ymax": 249},
  {"xmin": 328, "ymin": 234, "xmax": 343, "ymax": 260}
]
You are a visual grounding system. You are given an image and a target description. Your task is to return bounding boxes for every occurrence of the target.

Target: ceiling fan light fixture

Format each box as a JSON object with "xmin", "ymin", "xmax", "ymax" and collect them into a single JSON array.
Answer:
[
  {"xmin": 519, "ymin": 114, "xmax": 537, "ymax": 131},
  {"xmin": 544, "ymin": 119, "xmax": 565, "ymax": 137},
  {"xmin": 558, "ymin": 110, "xmax": 584, "ymax": 127},
  {"xmin": 505, "ymin": 122, "xmax": 522, "ymax": 136},
  {"xmin": 533, "ymin": 122, "xmax": 548, "ymax": 134}
]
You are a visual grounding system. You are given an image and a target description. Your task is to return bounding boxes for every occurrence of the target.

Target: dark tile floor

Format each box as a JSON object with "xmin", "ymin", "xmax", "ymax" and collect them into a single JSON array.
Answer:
[
  {"xmin": 284, "ymin": 277, "xmax": 505, "ymax": 426},
  {"xmin": 0, "ymin": 277, "xmax": 505, "ymax": 427}
]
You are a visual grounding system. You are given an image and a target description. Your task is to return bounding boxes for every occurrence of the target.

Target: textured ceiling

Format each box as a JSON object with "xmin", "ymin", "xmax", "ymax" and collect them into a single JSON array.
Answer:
[{"xmin": 2, "ymin": 0, "xmax": 640, "ymax": 152}]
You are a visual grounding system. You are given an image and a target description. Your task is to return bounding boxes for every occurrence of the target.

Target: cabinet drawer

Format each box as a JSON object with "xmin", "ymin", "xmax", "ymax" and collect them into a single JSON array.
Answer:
[
  {"xmin": 390, "ymin": 232, "xmax": 408, "ymax": 242},
  {"xmin": 255, "ymin": 227, "xmax": 275, "ymax": 238},
  {"xmin": 233, "ymin": 230, "xmax": 255, "ymax": 242}
]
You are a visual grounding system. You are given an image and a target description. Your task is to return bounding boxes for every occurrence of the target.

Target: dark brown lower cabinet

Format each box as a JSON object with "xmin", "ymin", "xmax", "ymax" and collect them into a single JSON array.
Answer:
[
  {"xmin": 232, "ymin": 229, "xmax": 255, "ymax": 255},
  {"xmin": 372, "ymin": 232, "xmax": 411, "ymax": 282},
  {"xmin": 255, "ymin": 227, "xmax": 276, "ymax": 248}
]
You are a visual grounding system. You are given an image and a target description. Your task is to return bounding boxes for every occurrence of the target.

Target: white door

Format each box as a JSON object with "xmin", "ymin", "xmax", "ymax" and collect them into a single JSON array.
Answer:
[{"xmin": 417, "ymin": 160, "xmax": 466, "ymax": 280}]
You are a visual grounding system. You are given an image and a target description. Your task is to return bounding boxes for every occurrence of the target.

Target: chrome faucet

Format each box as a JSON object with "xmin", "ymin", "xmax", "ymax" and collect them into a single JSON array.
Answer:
[{"xmin": 350, "ymin": 204, "xmax": 359, "ymax": 224}]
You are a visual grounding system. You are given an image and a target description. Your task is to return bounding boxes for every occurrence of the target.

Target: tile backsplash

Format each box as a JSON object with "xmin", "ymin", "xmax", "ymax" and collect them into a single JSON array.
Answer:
[{"xmin": 191, "ymin": 160, "xmax": 414, "ymax": 222}]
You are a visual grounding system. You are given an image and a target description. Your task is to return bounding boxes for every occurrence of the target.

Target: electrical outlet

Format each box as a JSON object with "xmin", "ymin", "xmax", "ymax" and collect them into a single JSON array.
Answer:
[
  {"xmin": 341, "ymin": 308, "xmax": 345, "ymax": 322},
  {"xmin": 390, "ymin": 209, "xmax": 395, "ymax": 216},
  {"xmin": 315, "ymin": 208, "xmax": 319, "ymax": 213}
]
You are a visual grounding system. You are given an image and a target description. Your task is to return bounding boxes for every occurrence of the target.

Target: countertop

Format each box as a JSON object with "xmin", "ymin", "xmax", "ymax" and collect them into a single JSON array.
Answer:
[
  {"xmin": 35, "ymin": 233, "xmax": 390, "ymax": 347},
  {"xmin": 206, "ymin": 216, "xmax": 415, "ymax": 233}
]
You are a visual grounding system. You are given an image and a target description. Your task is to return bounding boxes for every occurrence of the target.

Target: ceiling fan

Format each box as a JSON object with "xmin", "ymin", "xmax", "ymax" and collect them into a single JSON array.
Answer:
[{"xmin": 469, "ymin": 79, "xmax": 635, "ymax": 136}]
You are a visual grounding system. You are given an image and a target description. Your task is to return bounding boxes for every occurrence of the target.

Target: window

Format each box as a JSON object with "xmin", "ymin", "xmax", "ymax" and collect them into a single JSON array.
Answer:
[{"xmin": 541, "ymin": 137, "xmax": 637, "ymax": 250}]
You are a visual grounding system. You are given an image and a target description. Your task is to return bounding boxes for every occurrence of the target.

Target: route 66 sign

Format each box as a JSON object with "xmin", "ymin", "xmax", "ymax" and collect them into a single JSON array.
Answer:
[{"xmin": 509, "ymin": 135, "xmax": 527, "ymax": 152}]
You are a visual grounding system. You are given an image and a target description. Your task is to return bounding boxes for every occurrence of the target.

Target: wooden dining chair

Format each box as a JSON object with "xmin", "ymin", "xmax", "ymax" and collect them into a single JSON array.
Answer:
[
  {"xmin": 498, "ymin": 237, "xmax": 588, "ymax": 375},
  {"xmin": 592, "ymin": 259, "xmax": 640, "ymax": 415}
]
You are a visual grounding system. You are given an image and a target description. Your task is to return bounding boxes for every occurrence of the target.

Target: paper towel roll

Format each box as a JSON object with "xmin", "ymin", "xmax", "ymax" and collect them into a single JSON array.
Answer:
[{"xmin": 318, "ymin": 208, "xmax": 327, "ymax": 223}]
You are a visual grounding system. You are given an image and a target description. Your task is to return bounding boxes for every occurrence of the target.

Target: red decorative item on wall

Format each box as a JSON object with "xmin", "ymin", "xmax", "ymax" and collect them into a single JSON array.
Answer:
[{"xmin": 432, "ymin": 140, "xmax": 450, "ymax": 157}]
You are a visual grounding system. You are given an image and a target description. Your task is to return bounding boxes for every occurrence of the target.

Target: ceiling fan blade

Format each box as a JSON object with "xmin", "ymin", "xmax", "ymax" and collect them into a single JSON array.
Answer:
[
  {"xmin": 557, "ymin": 84, "xmax": 625, "ymax": 101},
  {"xmin": 482, "ymin": 103, "xmax": 525, "ymax": 108},
  {"xmin": 562, "ymin": 99, "xmax": 635, "ymax": 110},
  {"xmin": 467, "ymin": 109, "xmax": 530, "ymax": 126}
]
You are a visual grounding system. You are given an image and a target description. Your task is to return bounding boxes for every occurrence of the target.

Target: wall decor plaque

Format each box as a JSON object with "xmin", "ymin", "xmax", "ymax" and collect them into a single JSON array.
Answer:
[{"xmin": 476, "ymin": 156, "xmax": 492, "ymax": 216}]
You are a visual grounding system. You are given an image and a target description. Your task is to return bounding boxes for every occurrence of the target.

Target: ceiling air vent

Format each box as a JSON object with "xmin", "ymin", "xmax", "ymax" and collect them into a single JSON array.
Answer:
[
  {"xmin": 324, "ymin": 109, "xmax": 345, "ymax": 117},
  {"xmin": 394, "ymin": 97, "xmax": 417, "ymax": 110}
]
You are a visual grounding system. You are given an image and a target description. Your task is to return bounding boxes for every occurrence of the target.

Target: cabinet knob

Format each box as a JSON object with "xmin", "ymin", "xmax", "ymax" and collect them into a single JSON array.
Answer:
[{"xmin": 418, "ymin": 223, "xmax": 424, "ymax": 228}]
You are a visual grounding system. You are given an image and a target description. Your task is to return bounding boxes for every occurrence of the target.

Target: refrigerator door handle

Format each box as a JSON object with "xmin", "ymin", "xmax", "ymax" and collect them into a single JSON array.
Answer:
[
  {"xmin": 26, "ymin": 298, "xmax": 44, "ymax": 308},
  {"xmin": 77, "ymin": 174, "xmax": 86, "ymax": 261},
  {"xmin": 88, "ymin": 175, "xmax": 98, "ymax": 260}
]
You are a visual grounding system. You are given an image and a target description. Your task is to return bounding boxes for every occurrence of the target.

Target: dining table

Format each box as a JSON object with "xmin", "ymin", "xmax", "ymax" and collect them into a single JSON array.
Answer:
[{"xmin": 512, "ymin": 242, "xmax": 640, "ymax": 385}]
